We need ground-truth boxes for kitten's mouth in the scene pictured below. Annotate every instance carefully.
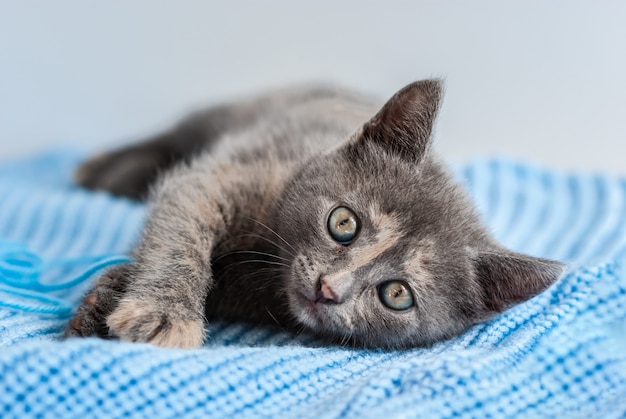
[296,291,325,321]
[299,292,319,311]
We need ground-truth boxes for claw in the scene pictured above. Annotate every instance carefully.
[85,293,97,306]
[70,315,82,331]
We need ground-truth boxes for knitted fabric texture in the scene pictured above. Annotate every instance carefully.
[0,151,624,418]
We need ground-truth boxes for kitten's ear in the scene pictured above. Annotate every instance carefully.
[357,79,443,162]
[474,250,565,313]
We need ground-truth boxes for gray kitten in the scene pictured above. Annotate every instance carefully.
[66,79,564,349]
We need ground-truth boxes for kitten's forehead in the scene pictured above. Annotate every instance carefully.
[367,203,400,231]
[350,203,402,268]
[404,240,435,272]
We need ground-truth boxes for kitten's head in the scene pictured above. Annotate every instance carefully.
[276,80,564,349]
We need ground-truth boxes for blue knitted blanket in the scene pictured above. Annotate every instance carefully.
[0,151,624,418]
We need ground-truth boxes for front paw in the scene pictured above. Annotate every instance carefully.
[66,292,110,338]
[65,267,129,338]
[107,298,205,349]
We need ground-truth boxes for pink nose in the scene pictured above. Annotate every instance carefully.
[315,273,353,304]
[320,279,337,301]
[318,279,338,302]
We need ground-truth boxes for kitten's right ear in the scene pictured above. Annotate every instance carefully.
[352,79,443,162]
[474,250,565,314]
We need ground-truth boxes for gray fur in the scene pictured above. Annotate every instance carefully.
[66,79,564,349]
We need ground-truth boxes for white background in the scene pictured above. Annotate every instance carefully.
[1,1,624,173]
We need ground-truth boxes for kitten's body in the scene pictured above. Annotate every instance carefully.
[68,80,563,349]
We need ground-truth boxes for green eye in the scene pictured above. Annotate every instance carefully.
[327,206,359,245]
[378,281,414,311]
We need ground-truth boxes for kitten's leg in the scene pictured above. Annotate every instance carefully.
[75,99,259,200]
[74,163,249,349]
[76,86,351,200]
[75,122,208,200]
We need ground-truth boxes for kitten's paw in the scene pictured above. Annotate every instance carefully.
[107,299,205,349]
[65,267,129,338]
[65,292,108,338]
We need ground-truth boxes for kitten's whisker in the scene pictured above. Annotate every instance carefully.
[220,260,290,271]
[265,307,284,330]
[220,269,285,285]
[237,250,290,262]
[212,250,290,264]
[253,279,280,292]
[242,216,297,254]
[238,231,296,257]
[294,325,307,339]
[211,229,293,257]
[345,337,357,364]
[235,268,281,287]
[239,231,294,257]
[216,260,284,282]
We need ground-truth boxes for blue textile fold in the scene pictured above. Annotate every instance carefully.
[0,151,624,418]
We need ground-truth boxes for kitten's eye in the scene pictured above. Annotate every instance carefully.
[327,206,359,245]
[378,281,414,311]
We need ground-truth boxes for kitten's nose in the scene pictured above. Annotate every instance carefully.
[318,279,338,302]
[315,272,353,304]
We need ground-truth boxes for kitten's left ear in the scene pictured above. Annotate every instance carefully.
[356,79,443,162]
[474,250,565,313]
